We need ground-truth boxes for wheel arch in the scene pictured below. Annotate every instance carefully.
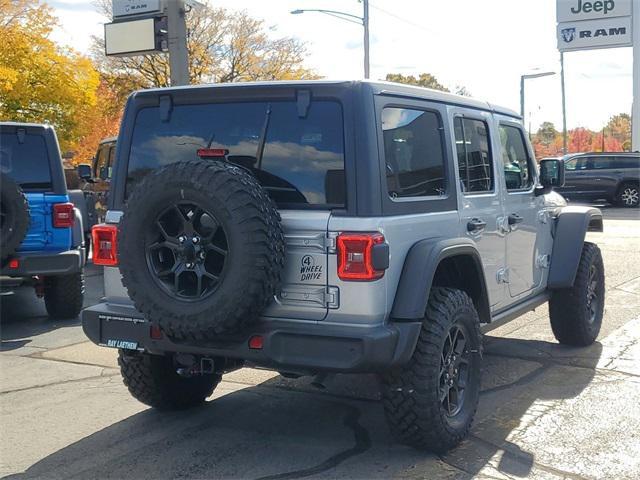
[548,206,603,289]
[391,238,491,325]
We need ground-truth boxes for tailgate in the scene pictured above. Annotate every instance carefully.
[262,210,335,321]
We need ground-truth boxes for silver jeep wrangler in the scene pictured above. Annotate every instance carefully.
[82,80,604,452]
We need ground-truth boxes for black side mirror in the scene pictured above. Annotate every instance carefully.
[539,159,565,189]
[77,163,92,181]
[99,166,110,181]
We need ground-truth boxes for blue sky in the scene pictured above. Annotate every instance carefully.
[48,0,633,131]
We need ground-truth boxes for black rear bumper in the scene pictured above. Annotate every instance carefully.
[81,302,422,373]
[0,248,84,277]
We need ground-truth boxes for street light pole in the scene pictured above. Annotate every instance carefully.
[560,53,568,154]
[291,2,370,79]
[363,0,370,79]
[520,70,556,135]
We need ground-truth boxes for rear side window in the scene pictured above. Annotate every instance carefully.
[611,156,639,169]
[499,125,533,191]
[382,107,446,198]
[127,101,345,207]
[592,157,613,169]
[454,117,494,193]
[0,132,52,190]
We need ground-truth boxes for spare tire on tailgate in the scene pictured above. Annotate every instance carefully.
[1,173,30,262]
[118,161,285,340]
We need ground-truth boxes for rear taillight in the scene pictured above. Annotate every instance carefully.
[337,232,387,281]
[92,224,118,266]
[52,203,74,228]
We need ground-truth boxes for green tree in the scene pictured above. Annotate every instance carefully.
[605,113,632,151]
[536,121,558,146]
[384,73,450,92]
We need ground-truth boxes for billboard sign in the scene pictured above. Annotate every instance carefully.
[557,16,632,51]
[112,0,162,18]
[105,18,160,56]
[557,0,632,22]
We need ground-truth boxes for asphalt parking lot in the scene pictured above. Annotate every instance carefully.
[1,207,639,480]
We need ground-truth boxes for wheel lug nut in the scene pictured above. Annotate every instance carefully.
[179,235,186,243]
[186,262,194,268]
[192,237,200,244]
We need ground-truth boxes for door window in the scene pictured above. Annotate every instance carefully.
[454,117,494,193]
[382,107,447,198]
[499,125,534,191]
[592,157,613,169]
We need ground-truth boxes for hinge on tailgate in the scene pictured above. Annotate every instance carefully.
[325,286,340,309]
[326,232,338,253]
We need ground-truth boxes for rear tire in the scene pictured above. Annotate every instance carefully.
[616,183,639,208]
[549,242,604,346]
[118,351,221,410]
[381,287,482,452]
[44,272,85,319]
[0,173,30,262]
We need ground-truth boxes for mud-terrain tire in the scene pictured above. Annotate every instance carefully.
[118,350,220,410]
[0,173,30,262]
[381,287,482,452]
[549,242,604,346]
[44,272,85,319]
[616,183,639,208]
[118,161,284,341]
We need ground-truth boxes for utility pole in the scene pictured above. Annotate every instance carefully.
[167,0,189,86]
[363,0,370,79]
[560,52,568,155]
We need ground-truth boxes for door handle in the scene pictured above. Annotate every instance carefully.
[508,213,524,225]
[467,218,487,233]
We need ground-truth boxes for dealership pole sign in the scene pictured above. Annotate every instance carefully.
[557,0,633,51]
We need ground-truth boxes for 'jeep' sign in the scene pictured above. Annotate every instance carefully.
[113,0,162,18]
[557,16,632,51]
[557,0,632,22]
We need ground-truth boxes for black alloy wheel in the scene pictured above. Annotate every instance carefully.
[439,323,471,417]
[146,202,228,301]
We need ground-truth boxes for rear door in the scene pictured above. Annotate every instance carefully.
[450,109,507,308]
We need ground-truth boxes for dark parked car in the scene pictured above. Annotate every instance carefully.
[551,152,640,207]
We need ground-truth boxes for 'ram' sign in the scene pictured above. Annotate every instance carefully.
[557,16,633,51]
[112,0,162,18]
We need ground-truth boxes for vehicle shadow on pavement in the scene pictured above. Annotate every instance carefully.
[5,336,602,479]
[0,287,79,351]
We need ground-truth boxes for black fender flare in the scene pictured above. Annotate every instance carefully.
[390,237,490,322]
[548,206,603,289]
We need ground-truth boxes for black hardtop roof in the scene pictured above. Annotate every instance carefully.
[562,151,640,160]
[0,121,55,132]
[99,136,117,145]
[131,79,521,120]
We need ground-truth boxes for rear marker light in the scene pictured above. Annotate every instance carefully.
[8,259,19,269]
[92,224,118,266]
[53,203,74,228]
[248,335,263,350]
[337,232,386,281]
[150,325,163,340]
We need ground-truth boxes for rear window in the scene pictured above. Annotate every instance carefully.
[0,132,52,190]
[126,100,345,207]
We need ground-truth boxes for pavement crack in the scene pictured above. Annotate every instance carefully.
[253,403,372,480]
[0,372,120,395]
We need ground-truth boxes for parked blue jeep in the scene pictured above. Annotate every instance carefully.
[0,122,86,319]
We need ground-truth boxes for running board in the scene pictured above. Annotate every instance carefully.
[482,292,550,334]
